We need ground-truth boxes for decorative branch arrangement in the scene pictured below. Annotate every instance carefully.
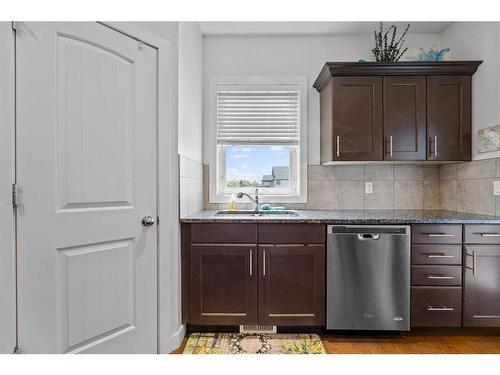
[372,22,410,62]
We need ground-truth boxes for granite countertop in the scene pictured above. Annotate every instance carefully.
[180,209,500,224]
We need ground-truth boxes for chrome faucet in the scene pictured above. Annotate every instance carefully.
[237,188,260,212]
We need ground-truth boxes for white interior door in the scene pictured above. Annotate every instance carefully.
[0,22,16,354]
[16,22,158,353]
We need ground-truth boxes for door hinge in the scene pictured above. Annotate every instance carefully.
[12,183,18,207]
[157,216,160,225]
[11,21,17,31]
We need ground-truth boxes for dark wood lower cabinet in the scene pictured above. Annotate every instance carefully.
[190,244,257,325]
[258,245,325,326]
[184,223,500,330]
[411,224,463,328]
[183,223,326,327]
[463,245,500,327]
[411,287,462,327]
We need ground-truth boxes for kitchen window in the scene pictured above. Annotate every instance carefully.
[208,77,307,203]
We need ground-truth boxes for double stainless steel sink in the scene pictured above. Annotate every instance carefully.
[214,210,300,218]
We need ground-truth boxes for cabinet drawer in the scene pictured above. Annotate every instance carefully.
[411,265,462,286]
[412,225,462,244]
[191,224,257,243]
[464,225,500,244]
[411,245,462,265]
[411,287,462,327]
[258,224,325,244]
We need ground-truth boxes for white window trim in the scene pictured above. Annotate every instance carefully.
[208,76,307,204]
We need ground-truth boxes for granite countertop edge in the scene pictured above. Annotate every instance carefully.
[179,209,500,225]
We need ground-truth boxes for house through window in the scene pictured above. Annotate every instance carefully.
[214,83,302,198]
[224,145,291,189]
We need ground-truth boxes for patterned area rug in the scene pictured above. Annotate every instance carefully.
[182,333,326,354]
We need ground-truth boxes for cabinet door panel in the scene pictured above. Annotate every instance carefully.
[464,245,500,327]
[464,224,500,245]
[412,224,463,245]
[191,223,257,244]
[259,224,325,244]
[383,76,426,160]
[332,76,383,161]
[258,245,325,326]
[191,244,257,325]
[411,245,462,265]
[427,75,471,161]
[411,265,462,286]
[411,286,462,327]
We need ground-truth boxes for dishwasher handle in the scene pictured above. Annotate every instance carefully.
[357,233,380,241]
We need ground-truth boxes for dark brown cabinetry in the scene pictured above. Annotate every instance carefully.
[383,76,426,160]
[411,287,462,327]
[314,62,481,163]
[182,221,500,330]
[258,244,325,326]
[182,223,325,327]
[463,225,500,327]
[190,244,257,325]
[331,76,383,161]
[410,224,463,327]
[427,75,471,161]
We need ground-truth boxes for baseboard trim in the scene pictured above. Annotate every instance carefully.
[165,325,186,354]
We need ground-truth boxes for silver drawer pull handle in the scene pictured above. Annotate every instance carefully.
[480,233,500,237]
[427,254,454,258]
[426,233,454,237]
[263,250,266,276]
[465,251,476,276]
[427,306,454,311]
[427,275,454,279]
[336,136,340,157]
[249,250,253,276]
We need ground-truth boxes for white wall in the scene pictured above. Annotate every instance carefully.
[440,22,500,160]
[203,33,441,165]
[178,23,203,162]
[178,24,204,216]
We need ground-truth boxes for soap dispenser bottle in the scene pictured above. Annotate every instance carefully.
[228,193,237,211]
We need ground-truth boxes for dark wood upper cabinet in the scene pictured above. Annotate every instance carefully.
[190,244,258,325]
[427,75,471,161]
[383,76,426,160]
[331,76,383,161]
[314,61,481,163]
[258,244,325,326]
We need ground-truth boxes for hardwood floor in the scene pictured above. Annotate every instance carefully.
[322,328,500,354]
[171,328,500,354]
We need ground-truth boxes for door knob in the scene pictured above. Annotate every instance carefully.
[142,216,155,227]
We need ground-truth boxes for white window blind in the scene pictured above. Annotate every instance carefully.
[216,89,300,145]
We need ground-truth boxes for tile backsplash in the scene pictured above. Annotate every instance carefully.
[440,159,498,216]
[199,159,500,216]
[306,165,440,210]
[179,155,203,217]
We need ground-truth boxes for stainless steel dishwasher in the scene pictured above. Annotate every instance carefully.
[327,225,410,331]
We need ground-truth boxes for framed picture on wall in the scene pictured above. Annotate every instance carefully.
[478,124,500,153]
